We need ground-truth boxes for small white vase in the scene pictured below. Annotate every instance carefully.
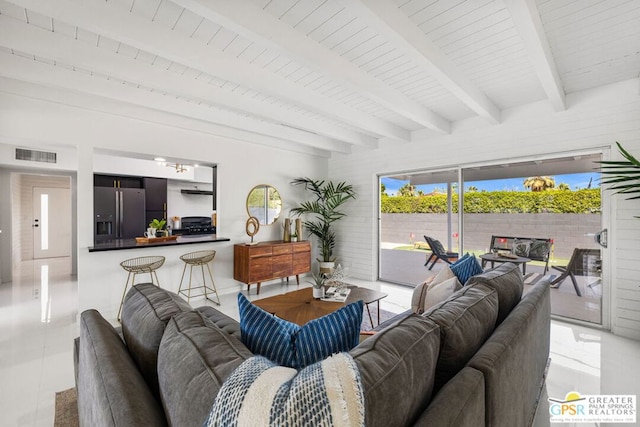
[312,287,324,299]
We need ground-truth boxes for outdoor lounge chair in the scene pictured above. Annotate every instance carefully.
[550,248,601,297]
[423,236,459,270]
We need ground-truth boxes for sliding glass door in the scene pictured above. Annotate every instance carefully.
[379,152,608,326]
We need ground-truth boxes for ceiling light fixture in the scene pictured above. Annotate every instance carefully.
[166,162,188,173]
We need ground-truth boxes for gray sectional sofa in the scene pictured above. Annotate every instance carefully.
[74,262,550,426]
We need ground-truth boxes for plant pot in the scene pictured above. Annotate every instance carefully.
[318,261,335,275]
[312,287,324,299]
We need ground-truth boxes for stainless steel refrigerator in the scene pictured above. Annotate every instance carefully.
[94,187,146,242]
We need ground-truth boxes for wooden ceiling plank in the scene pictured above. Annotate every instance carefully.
[6,0,406,141]
[0,15,367,151]
[0,58,334,157]
[0,50,343,156]
[171,0,449,133]
[350,0,501,124]
[502,0,566,111]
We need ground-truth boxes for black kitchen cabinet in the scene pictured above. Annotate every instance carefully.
[143,177,167,225]
[94,174,142,188]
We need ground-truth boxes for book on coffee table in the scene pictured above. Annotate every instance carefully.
[321,287,351,302]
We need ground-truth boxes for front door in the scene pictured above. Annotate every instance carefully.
[33,187,71,259]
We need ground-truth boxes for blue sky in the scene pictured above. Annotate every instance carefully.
[381,172,600,196]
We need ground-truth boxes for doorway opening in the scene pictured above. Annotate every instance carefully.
[10,173,73,264]
[379,152,607,326]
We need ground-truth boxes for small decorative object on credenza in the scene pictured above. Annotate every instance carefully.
[283,218,292,242]
[245,216,260,245]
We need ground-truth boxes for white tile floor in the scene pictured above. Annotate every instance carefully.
[1,257,639,426]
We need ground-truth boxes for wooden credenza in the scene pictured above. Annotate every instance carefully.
[234,240,311,294]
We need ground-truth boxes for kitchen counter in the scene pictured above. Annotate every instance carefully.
[88,234,230,252]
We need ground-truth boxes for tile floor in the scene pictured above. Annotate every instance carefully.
[1,257,638,426]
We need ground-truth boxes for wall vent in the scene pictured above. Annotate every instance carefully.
[15,148,57,163]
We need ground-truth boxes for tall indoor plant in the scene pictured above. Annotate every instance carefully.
[291,177,356,270]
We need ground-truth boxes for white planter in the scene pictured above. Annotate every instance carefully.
[318,261,335,275]
[312,287,324,299]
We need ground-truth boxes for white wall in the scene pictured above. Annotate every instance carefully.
[0,89,327,319]
[329,79,640,340]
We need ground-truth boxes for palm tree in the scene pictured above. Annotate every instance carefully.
[557,183,571,191]
[466,185,479,192]
[398,183,416,197]
[523,176,555,192]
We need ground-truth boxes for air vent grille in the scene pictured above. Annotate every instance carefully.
[15,148,57,163]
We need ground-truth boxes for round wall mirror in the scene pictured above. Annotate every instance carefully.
[246,185,282,225]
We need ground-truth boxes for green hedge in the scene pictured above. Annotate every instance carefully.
[381,189,600,214]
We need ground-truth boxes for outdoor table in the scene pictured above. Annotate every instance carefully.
[480,253,531,275]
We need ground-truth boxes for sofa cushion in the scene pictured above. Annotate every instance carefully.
[465,262,524,325]
[120,283,192,398]
[412,265,457,314]
[423,276,462,311]
[450,254,483,284]
[77,309,167,427]
[157,310,253,427]
[414,367,485,427]
[238,293,363,369]
[195,305,242,337]
[204,353,364,426]
[423,284,498,391]
[350,314,440,427]
[411,275,434,313]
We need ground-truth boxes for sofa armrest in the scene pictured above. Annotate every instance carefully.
[414,367,485,427]
[468,280,550,427]
[77,309,167,427]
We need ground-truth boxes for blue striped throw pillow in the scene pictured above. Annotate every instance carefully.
[450,254,483,285]
[295,300,363,369]
[238,293,298,367]
[237,293,363,369]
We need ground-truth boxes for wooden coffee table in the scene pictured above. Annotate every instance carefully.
[252,285,388,326]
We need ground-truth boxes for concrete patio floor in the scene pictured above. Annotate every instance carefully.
[379,248,602,324]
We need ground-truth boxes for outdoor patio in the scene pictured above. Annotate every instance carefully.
[379,247,601,324]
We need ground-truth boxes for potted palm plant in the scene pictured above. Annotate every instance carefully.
[291,177,356,273]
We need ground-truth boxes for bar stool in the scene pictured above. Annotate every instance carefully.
[118,256,165,321]
[178,250,220,305]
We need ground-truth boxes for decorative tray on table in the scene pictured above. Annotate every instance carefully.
[497,250,519,259]
[135,236,179,243]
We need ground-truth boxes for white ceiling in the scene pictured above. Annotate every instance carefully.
[1,0,638,157]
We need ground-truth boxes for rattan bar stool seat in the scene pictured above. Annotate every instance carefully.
[178,250,220,304]
[118,256,165,321]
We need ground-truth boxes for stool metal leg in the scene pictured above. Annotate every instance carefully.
[118,271,136,322]
[178,262,189,297]
[204,262,220,305]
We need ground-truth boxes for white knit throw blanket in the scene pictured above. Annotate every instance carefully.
[204,353,365,427]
